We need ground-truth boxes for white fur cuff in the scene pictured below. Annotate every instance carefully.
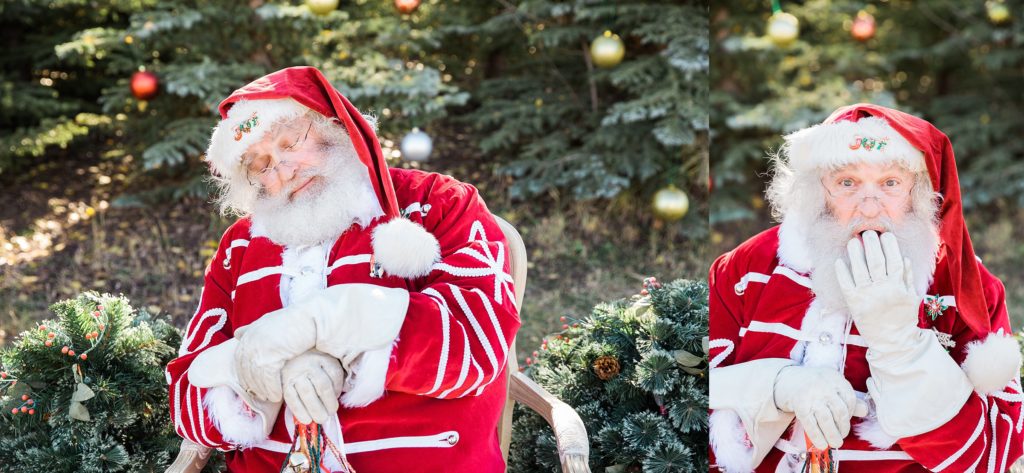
[962,331,1022,395]
[340,342,396,408]
[371,218,440,279]
[710,409,754,473]
[203,385,270,450]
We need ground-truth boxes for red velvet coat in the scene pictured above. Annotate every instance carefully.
[709,226,1023,472]
[166,168,520,472]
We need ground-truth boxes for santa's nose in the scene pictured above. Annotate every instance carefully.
[856,197,882,218]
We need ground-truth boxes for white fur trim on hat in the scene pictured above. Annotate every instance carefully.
[205,98,311,177]
[961,330,1022,395]
[783,116,925,174]
[371,218,441,279]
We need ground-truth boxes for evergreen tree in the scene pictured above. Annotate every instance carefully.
[711,0,1024,225]
[509,278,709,473]
[0,0,463,200]
[0,292,185,473]
[455,0,708,204]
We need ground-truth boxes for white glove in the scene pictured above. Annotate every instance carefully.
[834,231,919,353]
[282,350,346,425]
[773,365,868,450]
[235,283,409,403]
[835,230,973,437]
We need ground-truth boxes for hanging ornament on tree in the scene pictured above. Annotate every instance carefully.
[652,185,689,221]
[306,0,339,16]
[766,1,799,48]
[987,1,1011,24]
[589,31,625,68]
[851,10,876,42]
[130,71,159,101]
[400,128,433,162]
[394,0,421,14]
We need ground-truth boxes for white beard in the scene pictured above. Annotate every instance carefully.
[250,144,383,247]
[805,211,939,312]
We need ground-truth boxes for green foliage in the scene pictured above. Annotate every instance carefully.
[0,0,462,186]
[509,279,709,473]
[712,0,1024,224]
[0,293,183,473]
[456,0,708,202]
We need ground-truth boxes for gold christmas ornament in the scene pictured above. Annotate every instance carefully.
[652,185,689,221]
[305,0,339,16]
[987,1,1011,24]
[767,11,800,47]
[593,355,621,381]
[590,31,625,68]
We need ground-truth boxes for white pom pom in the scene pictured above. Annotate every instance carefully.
[371,218,440,279]
[962,331,1022,395]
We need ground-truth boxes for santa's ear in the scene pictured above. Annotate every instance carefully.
[961,331,1022,395]
[371,218,440,279]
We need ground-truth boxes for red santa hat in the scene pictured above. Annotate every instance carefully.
[204,66,440,279]
[798,104,1018,393]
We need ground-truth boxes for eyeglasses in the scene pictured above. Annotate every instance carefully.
[821,176,915,207]
[242,121,313,186]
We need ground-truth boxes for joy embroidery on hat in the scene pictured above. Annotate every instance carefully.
[848,134,889,151]
[233,112,259,141]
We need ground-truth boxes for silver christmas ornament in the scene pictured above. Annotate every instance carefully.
[401,128,433,162]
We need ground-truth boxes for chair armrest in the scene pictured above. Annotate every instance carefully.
[165,439,213,473]
[511,371,591,473]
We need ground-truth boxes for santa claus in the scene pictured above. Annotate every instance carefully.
[165,66,520,472]
[708,104,1023,472]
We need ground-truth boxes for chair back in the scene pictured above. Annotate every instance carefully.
[492,216,527,464]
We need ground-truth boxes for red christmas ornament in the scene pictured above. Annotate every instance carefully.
[130,71,160,100]
[394,0,420,14]
[851,11,876,42]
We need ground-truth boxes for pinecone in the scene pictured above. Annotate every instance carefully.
[592,355,621,381]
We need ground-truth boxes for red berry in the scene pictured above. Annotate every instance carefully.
[39,325,46,331]
[525,357,532,364]
[61,346,69,354]
[68,350,75,356]
[98,324,105,330]
[92,311,100,317]
[47,332,55,339]
[10,408,16,414]
[20,394,27,401]
[559,316,566,322]
[28,409,34,415]
[1,372,7,379]
[90,331,99,338]
[19,407,27,413]
[532,351,539,357]
[640,289,649,296]
[44,340,53,347]
[80,354,87,360]
[562,324,569,330]
[27,399,33,405]
[573,323,579,328]
[96,305,103,311]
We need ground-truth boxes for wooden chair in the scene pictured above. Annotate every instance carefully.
[167,216,592,473]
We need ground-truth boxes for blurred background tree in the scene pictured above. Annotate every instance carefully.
[0,0,707,360]
[711,0,1024,325]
